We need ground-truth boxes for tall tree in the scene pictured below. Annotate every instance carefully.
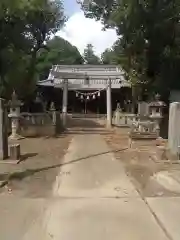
[0,0,66,99]
[25,0,66,86]
[37,36,84,80]
[83,43,100,64]
[82,0,180,101]
[101,48,115,64]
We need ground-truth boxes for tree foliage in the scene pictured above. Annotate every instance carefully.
[101,48,115,64]
[82,0,180,100]
[0,0,66,99]
[37,36,84,80]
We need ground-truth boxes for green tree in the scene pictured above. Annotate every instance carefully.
[37,36,84,80]
[101,48,115,64]
[82,0,180,101]
[0,0,28,97]
[0,0,66,99]
[25,0,66,86]
[83,43,100,64]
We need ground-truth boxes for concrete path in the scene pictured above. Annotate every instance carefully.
[0,195,48,240]
[1,132,180,239]
[24,133,171,240]
[53,134,138,198]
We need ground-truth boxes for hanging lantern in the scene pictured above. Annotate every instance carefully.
[98,91,100,97]
[87,95,90,100]
[76,92,79,97]
[81,95,83,99]
[93,95,96,99]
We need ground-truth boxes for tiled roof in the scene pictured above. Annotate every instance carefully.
[37,65,131,89]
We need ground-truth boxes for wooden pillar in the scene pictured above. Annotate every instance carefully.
[62,78,68,127]
[106,78,112,128]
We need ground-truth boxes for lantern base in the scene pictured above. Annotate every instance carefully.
[8,133,24,141]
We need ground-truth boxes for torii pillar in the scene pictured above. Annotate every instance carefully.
[62,78,68,127]
[106,78,112,128]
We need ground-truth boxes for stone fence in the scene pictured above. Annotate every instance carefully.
[113,112,137,127]
[8,111,63,137]
[112,111,161,139]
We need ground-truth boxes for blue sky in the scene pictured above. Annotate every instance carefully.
[64,0,80,16]
[57,0,117,55]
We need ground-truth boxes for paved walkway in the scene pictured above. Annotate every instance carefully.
[1,131,180,239]
[24,133,170,240]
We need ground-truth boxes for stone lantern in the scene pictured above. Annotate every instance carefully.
[49,101,56,125]
[113,102,123,125]
[149,94,166,136]
[8,91,24,140]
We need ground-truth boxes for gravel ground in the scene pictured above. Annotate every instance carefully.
[104,127,180,197]
[0,134,72,198]
[2,120,180,199]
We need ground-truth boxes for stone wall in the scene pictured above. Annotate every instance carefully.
[113,111,137,127]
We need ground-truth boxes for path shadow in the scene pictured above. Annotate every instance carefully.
[66,129,111,135]
[67,118,104,128]
[0,147,128,183]
[19,153,38,163]
[38,118,108,138]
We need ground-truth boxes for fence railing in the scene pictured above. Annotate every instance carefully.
[20,112,58,126]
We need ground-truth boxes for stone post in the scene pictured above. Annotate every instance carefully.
[114,103,123,126]
[106,78,112,128]
[168,102,180,156]
[50,102,56,125]
[0,98,8,159]
[62,78,68,127]
[138,102,149,117]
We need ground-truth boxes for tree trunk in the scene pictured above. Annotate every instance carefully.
[27,49,38,85]
[131,85,137,114]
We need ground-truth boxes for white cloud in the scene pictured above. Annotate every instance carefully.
[57,11,117,56]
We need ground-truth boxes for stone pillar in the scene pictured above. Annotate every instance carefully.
[138,102,149,117]
[62,78,68,127]
[50,102,56,125]
[168,102,180,156]
[0,99,8,159]
[106,78,112,128]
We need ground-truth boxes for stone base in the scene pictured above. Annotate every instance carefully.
[9,144,21,160]
[0,159,20,164]
[129,132,158,140]
[114,124,130,128]
[8,133,24,141]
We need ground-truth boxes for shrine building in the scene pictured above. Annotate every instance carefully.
[37,65,132,125]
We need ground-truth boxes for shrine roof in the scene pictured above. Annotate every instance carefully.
[37,78,131,89]
[37,64,131,89]
[52,64,118,68]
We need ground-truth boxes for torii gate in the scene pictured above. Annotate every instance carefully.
[38,65,131,128]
